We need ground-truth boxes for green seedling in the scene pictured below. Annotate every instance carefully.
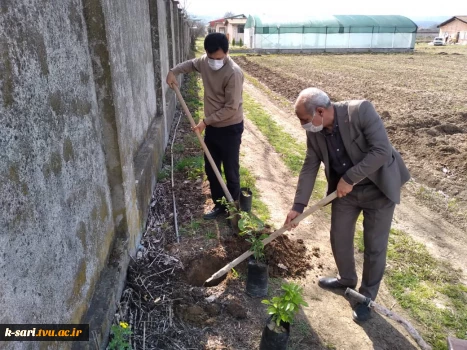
[237,211,264,237]
[262,282,308,330]
[246,233,269,262]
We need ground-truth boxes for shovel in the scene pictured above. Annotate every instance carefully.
[204,190,338,286]
[345,288,432,350]
[172,85,239,230]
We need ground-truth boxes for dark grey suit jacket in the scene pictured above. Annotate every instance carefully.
[294,100,410,206]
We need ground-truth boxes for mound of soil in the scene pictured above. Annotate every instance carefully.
[266,236,313,277]
[186,233,315,281]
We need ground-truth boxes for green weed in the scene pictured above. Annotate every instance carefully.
[157,169,169,181]
[204,231,216,239]
[173,143,185,153]
[108,322,132,350]
[175,156,204,180]
[180,218,203,236]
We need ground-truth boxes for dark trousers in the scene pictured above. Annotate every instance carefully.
[204,121,243,205]
[330,183,395,300]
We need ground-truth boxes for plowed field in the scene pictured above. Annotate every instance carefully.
[234,51,467,200]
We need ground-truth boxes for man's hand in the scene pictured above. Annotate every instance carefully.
[337,177,353,198]
[192,120,206,134]
[284,210,300,231]
[166,71,178,89]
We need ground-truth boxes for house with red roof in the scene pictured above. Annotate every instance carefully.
[437,16,467,44]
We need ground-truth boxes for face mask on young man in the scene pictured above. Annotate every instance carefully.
[302,113,324,132]
[208,58,225,71]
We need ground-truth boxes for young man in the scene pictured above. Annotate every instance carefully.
[166,33,244,219]
[285,87,410,322]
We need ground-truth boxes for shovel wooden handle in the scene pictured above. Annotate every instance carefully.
[173,85,234,203]
[204,191,338,284]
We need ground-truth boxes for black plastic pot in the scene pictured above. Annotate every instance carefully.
[259,316,290,350]
[239,187,252,212]
[245,257,268,297]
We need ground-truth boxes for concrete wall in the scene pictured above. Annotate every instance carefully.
[165,0,178,124]
[0,0,191,348]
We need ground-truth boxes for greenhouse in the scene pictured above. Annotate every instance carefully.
[244,15,418,51]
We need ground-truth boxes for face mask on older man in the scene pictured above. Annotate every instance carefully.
[302,113,324,132]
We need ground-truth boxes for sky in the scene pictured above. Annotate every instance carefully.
[181,0,467,21]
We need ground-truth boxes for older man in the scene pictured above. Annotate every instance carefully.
[285,88,410,322]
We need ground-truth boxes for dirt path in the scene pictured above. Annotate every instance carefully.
[240,84,422,349]
[393,187,467,284]
[244,80,303,139]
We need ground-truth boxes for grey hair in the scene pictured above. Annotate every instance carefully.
[295,88,331,116]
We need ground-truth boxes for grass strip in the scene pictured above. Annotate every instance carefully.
[243,93,304,174]
[242,92,327,202]
[239,166,270,222]
[355,229,467,349]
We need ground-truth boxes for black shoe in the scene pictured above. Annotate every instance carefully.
[353,302,372,322]
[318,277,356,290]
[203,206,226,220]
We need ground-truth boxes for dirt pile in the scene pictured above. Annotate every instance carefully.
[183,231,316,287]
[266,236,314,277]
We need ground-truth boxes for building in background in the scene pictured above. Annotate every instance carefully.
[208,17,225,34]
[208,14,247,44]
[437,16,467,44]
[224,14,247,44]
[244,15,418,52]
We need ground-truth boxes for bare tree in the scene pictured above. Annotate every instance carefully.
[224,11,235,18]
[180,0,191,12]
[177,0,208,49]
[183,13,207,49]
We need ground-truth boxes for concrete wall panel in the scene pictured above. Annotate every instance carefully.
[0,0,192,348]
[0,0,114,328]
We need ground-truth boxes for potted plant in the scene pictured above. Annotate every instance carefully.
[236,212,268,297]
[260,283,308,350]
[245,231,269,297]
[239,178,253,212]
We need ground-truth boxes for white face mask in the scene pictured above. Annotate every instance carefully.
[208,58,225,71]
[302,114,323,132]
